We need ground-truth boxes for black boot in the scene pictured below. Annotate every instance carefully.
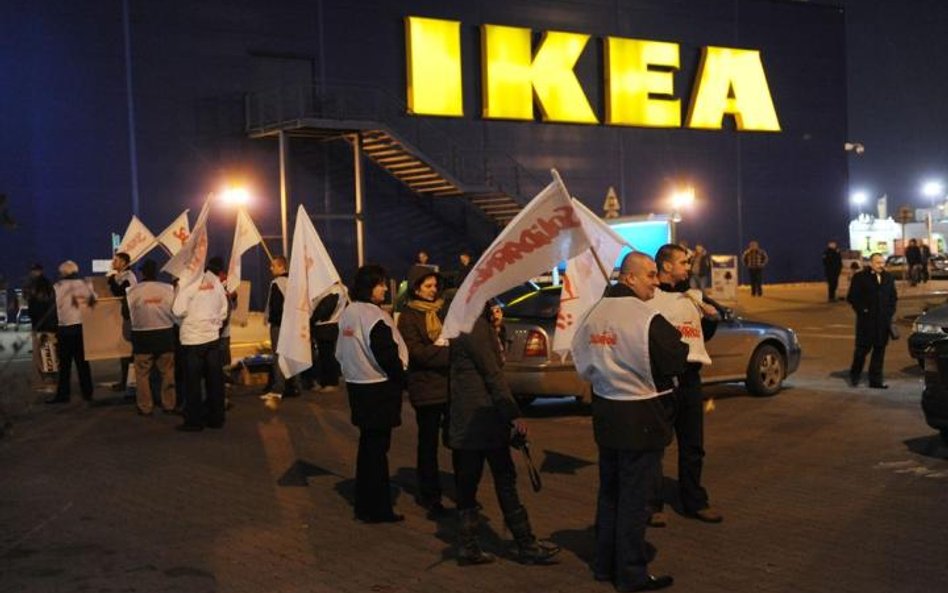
[457,509,495,566]
[504,506,560,565]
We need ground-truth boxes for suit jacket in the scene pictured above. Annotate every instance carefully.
[847,268,897,346]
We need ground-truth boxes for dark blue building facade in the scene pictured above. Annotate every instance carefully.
[0,0,848,302]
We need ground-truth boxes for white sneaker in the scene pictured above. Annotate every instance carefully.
[320,385,339,393]
[259,392,282,401]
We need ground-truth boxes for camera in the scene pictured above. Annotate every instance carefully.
[510,430,529,451]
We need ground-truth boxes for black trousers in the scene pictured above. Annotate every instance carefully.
[749,268,764,296]
[851,341,887,385]
[355,427,394,519]
[182,340,225,428]
[414,403,447,503]
[650,369,708,514]
[56,324,93,399]
[596,447,661,589]
[315,335,341,387]
[452,447,521,515]
[826,274,839,301]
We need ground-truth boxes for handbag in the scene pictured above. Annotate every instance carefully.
[889,322,900,340]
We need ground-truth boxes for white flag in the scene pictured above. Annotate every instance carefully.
[551,198,629,357]
[439,170,589,340]
[117,215,158,264]
[277,205,344,378]
[226,207,264,292]
[162,198,210,289]
[157,210,191,255]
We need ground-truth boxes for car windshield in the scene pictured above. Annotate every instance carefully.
[498,284,563,319]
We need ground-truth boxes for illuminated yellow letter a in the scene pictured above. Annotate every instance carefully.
[482,24,598,124]
[405,16,464,117]
[686,46,780,131]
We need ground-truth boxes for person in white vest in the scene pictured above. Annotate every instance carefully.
[647,243,723,528]
[335,264,408,523]
[171,259,229,432]
[264,255,298,398]
[127,259,176,416]
[571,252,688,593]
[108,251,138,393]
[48,260,98,404]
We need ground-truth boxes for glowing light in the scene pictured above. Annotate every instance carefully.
[850,191,868,205]
[921,180,945,198]
[670,186,696,210]
[221,187,251,206]
[686,46,781,131]
[405,16,463,117]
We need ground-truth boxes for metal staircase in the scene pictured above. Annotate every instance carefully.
[244,84,538,227]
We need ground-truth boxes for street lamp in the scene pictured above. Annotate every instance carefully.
[921,179,945,252]
[220,186,251,207]
[668,186,696,243]
[850,190,868,215]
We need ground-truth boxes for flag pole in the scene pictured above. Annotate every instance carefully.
[259,238,275,263]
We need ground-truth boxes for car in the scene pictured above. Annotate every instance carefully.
[885,253,948,282]
[497,283,802,405]
[909,302,948,364]
[919,338,948,445]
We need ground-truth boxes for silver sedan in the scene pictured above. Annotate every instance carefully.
[498,284,802,405]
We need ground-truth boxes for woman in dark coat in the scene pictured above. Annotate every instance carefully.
[335,265,408,523]
[448,304,560,566]
[397,267,450,513]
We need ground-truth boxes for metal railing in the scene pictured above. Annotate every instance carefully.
[245,82,545,204]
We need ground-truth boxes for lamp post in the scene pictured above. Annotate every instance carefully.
[669,186,695,243]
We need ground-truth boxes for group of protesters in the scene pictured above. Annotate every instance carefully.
[22,236,730,591]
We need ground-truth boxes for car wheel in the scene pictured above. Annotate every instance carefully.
[746,344,785,396]
[515,395,536,407]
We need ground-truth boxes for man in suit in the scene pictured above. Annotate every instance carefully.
[847,253,898,388]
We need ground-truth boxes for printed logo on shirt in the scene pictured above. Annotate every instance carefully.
[589,330,618,346]
[342,326,356,337]
[677,322,702,339]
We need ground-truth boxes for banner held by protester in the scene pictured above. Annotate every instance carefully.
[117,215,158,264]
[439,169,589,341]
[156,210,191,256]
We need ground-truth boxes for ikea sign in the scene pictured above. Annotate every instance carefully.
[405,16,780,132]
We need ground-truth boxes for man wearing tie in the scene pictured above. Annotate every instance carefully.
[847,253,898,388]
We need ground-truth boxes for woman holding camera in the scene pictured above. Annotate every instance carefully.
[448,303,560,566]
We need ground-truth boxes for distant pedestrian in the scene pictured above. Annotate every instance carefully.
[127,259,176,416]
[921,243,932,283]
[397,267,450,514]
[336,265,408,523]
[690,244,712,291]
[172,260,229,431]
[741,240,768,297]
[48,260,97,404]
[108,251,138,393]
[24,263,58,392]
[822,240,843,301]
[905,239,922,285]
[455,250,474,288]
[449,303,560,566]
[847,253,897,389]
[265,255,298,399]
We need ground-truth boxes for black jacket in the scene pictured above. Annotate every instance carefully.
[822,248,842,277]
[447,316,521,450]
[25,274,58,332]
[267,274,288,325]
[397,302,449,408]
[847,268,898,346]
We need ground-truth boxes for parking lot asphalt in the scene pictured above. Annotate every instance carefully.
[1,282,947,593]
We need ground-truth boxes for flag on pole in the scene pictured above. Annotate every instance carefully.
[226,207,264,293]
[277,205,344,378]
[157,210,191,255]
[439,170,589,340]
[162,198,210,289]
[117,215,158,264]
[551,198,629,357]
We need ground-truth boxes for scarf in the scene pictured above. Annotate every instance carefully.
[406,298,444,341]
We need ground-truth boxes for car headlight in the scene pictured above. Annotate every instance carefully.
[913,322,945,335]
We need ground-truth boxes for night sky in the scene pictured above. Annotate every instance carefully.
[843,0,948,209]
